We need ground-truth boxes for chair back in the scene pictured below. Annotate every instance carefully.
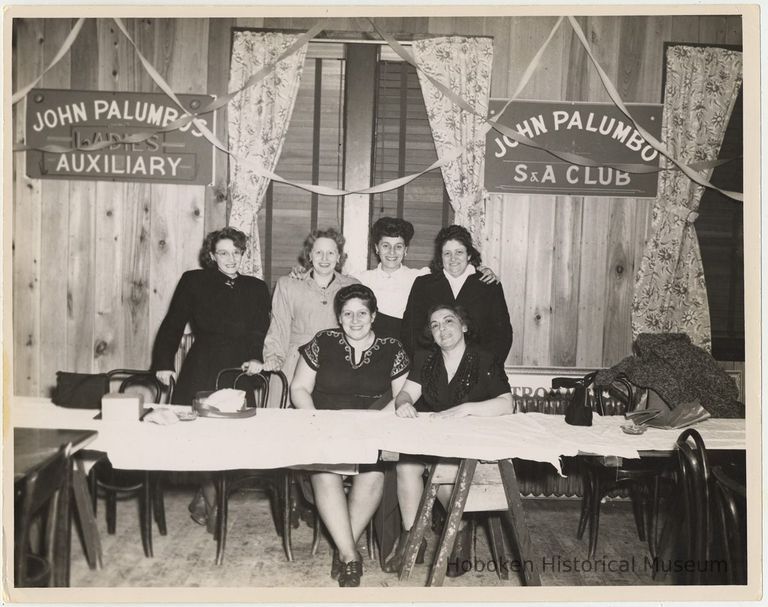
[712,465,747,584]
[675,428,711,584]
[15,443,71,587]
[215,368,289,409]
[106,369,175,404]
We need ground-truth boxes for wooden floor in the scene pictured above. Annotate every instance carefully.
[68,486,670,588]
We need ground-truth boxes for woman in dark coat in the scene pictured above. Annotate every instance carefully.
[400,224,513,361]
[151,226,271,527]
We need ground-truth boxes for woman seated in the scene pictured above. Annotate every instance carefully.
[385,304,514,574]
[290,284,410,587]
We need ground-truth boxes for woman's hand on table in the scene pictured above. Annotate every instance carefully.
[395,402,418,418]
[241,359,264,375]
[155,370,177,386]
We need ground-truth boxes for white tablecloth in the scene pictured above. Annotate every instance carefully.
[11,397,745,473]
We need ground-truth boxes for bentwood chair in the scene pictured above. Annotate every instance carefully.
[212,368,290,565]
[674,428,712,585]
[560,373,674,559]
[711,464,747,584]
[15,443,71,587]
[88,369,173,558]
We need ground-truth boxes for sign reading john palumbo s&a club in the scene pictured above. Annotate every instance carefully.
[485,100,663,198]
[26,89,215,185]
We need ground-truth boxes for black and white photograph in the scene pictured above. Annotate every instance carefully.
[3,3,761,603]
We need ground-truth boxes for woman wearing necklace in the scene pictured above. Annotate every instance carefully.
[260,228,358,388]
[290,284,410,587]
[151,227,271,528]
[384,304,514,575]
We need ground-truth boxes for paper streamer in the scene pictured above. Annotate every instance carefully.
[11,18,86,105]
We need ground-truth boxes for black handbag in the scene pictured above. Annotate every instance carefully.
[52,371,109,409]
[552,371,599,427]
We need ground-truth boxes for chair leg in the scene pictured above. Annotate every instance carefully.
[139,472,153,558]
[629,484,647,542]
[152,474,167,536]
[88,468,98,516]
[215,473,228,566]
[487,515,511,581]
[105,488,117,535]
[310,510,321,556]
[281,473,294,562]
[587,472,602,559]
[367,520,376,562]
[577,467,593,540]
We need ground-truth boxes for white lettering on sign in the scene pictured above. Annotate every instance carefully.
[54,153,184,177]
[31,102,88,131]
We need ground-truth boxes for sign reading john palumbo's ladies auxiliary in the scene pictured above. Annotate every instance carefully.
[26,89,215,185]
[485,99,663,197]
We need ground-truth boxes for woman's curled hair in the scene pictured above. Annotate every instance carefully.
[420,303,476,347]
[334,284,378,319]
[371,217,415,247]
[199,227,247,268]
[429,224,482,273]
[298,227,347,272]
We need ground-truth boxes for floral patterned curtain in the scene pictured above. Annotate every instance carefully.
[632,46,742,351]
[228,32,308,277]
[412,37,493,243]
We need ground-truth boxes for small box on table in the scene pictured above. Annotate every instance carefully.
[101,392,144,422]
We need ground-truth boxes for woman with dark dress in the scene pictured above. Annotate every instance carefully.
[400,224,512,361]
[383,304,514,575]
[151,227,271,528]
[290,284,410,587]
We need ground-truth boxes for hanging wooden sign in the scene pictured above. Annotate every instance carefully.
[484,99,663,197]
[25,88,215,185]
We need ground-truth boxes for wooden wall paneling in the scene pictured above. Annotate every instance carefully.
[562,16,589,101]
[425,17,457,36]
[698,15,728,45]
[234,18,264,28]
[550,196,583,366]
[483,16,510,97]
[92,19,131,372]
[601,198,635,365]
[504,17,563,102]
[148,184,180,352]
[13,18,45,395]
[66,17,99,375]
[118,19,154,368]
[400,17,429,34]
[724,16,742,45]
[205,18,235,234]
[500,195,529,366]
[166,19,208,277]
[638,16,673,104]
[521,197,556,366]
[575,197,610,367]
[670,15,701,44]
[38,19,72,395]
[122,183,152,368]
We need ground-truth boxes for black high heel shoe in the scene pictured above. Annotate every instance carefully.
[382,530,427,573]
[330,549,343,580]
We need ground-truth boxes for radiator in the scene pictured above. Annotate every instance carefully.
[513,391,628,498]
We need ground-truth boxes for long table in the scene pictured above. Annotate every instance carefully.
[10,397,746,586]
[10,397,746,472]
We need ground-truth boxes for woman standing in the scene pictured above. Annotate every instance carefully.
[290,284,410,586]
[261,228,358,385]
[356,217,498,339]
[400,224,513,361]
[385,304,514,575]
[151,227,271,527]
